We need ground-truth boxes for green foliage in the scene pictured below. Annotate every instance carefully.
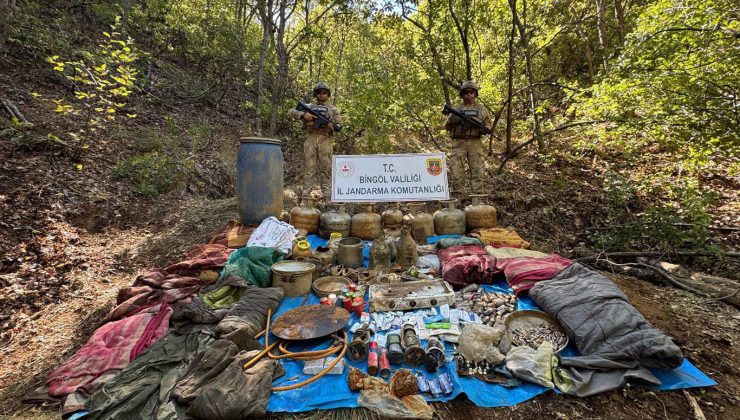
[46,16,139,131]
[113,151,189,196]
[576,0,739,172]
[591,173,715,251]
[8,0,734,253]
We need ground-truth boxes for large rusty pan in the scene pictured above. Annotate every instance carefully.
[271,305,350,341]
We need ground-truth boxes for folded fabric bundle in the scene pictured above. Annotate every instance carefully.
[207,219,255,249]
[219,246,285,287]
[530,263,684,368]
[530,263,684,396]
[172,333,265,404]
[216,285,285,336]
[106,270,202,322]
[484,246,547,259]
[495,254,573,294]
[164,243,234,276]
[171,277,283,338]
[247,216,298,255]
[84,331,215,419]
[438,245,499,288]
[186,349,281,419]
[471,227,531,248]
[47,302,172,399]
[435,237,483,249]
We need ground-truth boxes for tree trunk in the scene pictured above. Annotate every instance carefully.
[614,0,626,44]
[509,0,543,150]
[332,23,347,104]
[0,0,16,53]
[430,40,452,104]
[269,0,295,135]
[595,0,609,71]
[401,0,452,104]
[575,26,595,83]
[448,0,472,81]
[505,8,516,154]
[304,0,313,82]
[254,0,274,134]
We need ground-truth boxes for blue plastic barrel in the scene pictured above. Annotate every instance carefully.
[236,137,284,225]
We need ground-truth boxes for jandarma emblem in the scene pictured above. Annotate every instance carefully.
[426,158,443,176]
[337,161,355,178]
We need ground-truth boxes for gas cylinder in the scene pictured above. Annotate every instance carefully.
[404,203,435,244]
[319,203,351,238]
[433,199,465,235]
[465,194,497,231]
[381,204,404,230]
[290,197,321,234]
[351,204,382,240]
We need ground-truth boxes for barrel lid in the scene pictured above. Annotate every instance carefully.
[239,136,282,146]
[272,260,315,274]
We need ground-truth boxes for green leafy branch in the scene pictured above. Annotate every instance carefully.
[45,16,139,131]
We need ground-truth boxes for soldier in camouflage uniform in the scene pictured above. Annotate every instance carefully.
[288,82,343,200]
[444,80,492,196]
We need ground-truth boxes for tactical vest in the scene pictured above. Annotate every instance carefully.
[308,104,331,130]
[452,106,484,139]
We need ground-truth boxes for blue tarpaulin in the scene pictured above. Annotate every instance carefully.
[265,235,716,412]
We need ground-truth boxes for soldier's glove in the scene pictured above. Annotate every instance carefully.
[303,113,314,122]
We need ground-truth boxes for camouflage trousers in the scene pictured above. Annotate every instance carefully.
[303,132,333,199]
[448,138,485,195]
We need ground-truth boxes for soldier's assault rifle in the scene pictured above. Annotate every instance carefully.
[296,102,343,132]
[442,104,492,135]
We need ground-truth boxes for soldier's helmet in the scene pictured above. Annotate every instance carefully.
[459,80,479,97]
[313,82,331,97]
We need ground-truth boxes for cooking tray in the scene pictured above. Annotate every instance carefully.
[312,275,351,297]
[271,305,350,341]
[504,310,569,354]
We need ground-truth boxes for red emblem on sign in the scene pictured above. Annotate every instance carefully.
[426,158,443,176]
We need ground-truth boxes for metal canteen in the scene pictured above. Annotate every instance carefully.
[396,224,418,269]
[368,230,391,274]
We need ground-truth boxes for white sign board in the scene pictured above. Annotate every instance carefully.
[331,153,449,202]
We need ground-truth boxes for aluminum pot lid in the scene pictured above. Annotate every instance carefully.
[272,260,315,274]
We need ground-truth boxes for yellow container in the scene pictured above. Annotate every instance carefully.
[292,239,312,259]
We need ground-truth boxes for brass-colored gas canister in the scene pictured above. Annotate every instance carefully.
[433,199,465,235]
[351,204,382,240]
[381,204,404,230]
[290,197,321,234]
[404,203,435,244]
[319,203,351,238]
[465,194,497,231]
